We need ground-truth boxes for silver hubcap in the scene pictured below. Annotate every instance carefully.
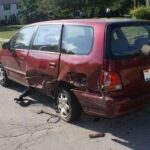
[0,68,4,81]
[57,92,70,119]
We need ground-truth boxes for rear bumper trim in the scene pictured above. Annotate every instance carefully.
[72,89,150,118]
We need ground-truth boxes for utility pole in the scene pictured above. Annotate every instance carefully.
[85,0,88,5]
[145,0,150,7]
[134,0,136,9]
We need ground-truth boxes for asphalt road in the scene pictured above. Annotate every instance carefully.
[0,82,150,150]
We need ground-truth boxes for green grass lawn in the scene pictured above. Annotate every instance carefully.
[0,25,23,48]
[0,41,3,49]
[0,25,23,39]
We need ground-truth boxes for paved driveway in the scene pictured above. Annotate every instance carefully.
[0,82,150,150]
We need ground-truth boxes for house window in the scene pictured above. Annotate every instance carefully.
[16,3,20,9]
[5,16,7,21]
[4,4,10,10]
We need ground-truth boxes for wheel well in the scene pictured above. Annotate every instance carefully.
[52,81,75,97]
[53,81,82,109]
[56,81,74,90]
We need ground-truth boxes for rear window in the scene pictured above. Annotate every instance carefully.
[62,25,93,55]
[110,25,150,57]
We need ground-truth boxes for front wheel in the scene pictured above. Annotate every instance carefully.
[0,65,9,86]
[56,88,81,122]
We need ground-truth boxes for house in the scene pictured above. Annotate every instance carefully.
[0,0,20,23]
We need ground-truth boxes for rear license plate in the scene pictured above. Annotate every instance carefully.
[143,69,150,81]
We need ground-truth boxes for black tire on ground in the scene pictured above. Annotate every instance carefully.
[56,87,82,122]
[0,65,9,86]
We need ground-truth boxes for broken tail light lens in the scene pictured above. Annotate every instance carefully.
[100,71,123,92]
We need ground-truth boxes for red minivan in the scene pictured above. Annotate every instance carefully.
[1,19,150,122]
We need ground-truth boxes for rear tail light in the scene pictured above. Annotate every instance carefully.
[100,71,122,92]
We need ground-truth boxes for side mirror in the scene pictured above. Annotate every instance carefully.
[2,42,10,50]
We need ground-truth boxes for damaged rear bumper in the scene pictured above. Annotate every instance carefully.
[72,89,150,118]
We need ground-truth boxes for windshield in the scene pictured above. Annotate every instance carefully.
[110,25,150,57]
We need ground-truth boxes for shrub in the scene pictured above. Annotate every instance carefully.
[130,6,150,20]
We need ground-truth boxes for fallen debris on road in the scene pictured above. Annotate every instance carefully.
[37,108,60,123]
[89,132,105,138]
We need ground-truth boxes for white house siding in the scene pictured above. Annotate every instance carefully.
[11,3,19,16]
[0,0,19,22]
[0,5,4,20]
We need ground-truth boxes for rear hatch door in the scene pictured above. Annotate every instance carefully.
[106,21,150,96]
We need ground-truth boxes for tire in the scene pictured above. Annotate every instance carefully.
[0,65,9,86]
[56,87,81,122]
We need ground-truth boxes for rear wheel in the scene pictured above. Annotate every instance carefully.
[56,87,81,122]
[0,65,9,86]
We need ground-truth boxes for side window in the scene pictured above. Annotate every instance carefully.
[10,26,36,50]
[31,24,62,52]
[62,26,93,55]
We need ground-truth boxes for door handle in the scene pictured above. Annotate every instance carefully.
[48,62,57,68]
[19,56,25,60]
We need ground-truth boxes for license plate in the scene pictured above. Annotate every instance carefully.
[143,69,150,81]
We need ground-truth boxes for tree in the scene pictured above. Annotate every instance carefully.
[19,0,39,23]
[19,0,142,23]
